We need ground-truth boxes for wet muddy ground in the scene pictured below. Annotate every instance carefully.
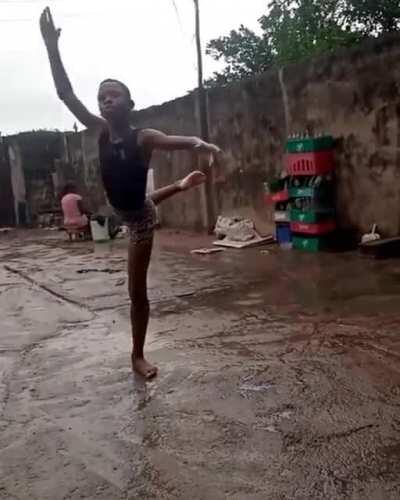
[1,229,400,499]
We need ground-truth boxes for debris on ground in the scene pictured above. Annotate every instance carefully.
[215,216,256,242]
[360,236,400,259]
[0,227,13,234]
[214,235,273,249]
[239,374,274,398]
[361,224,381,244]
[191,248,224,255]
[77,268,121,274]
[239,382,273,394]
[214,215,273,249]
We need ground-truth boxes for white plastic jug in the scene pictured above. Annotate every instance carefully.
[90,218,110,242]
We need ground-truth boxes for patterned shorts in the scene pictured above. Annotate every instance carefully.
[117,199,157,244]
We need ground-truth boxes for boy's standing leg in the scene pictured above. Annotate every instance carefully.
[128,170,206,379]
[128,237,156,379]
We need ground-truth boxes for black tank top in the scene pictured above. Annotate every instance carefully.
[99,128,151,212]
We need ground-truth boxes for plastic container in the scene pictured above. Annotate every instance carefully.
[271,190,289,203]
[290,208,334,224]
[286,150,334,176]
[293,235,328,252]
[266,179,286,193]
[264,190,289,205]
[274,210,290,223]
[291,220,336,235]
[276,223,292,245]
[90,218,110,242]
[289,185,334,200]
[286,136,334,154]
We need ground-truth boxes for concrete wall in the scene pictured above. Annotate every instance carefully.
[0,141,15,227]
[132,96,207,231]
[5,132,65,225]
[3,34,400,234]
[133,33,400,237]
[64,129,106,212]
[8,141,27,225]
[283,35,400,237]
[0,130,106,227]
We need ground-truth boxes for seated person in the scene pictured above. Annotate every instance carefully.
[60,183,90,232]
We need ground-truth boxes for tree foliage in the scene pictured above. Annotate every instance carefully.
[344,0,400,34]
[206,0,400,86]
[206,26,274,86]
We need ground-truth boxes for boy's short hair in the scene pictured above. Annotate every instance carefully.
[100,79,132,101]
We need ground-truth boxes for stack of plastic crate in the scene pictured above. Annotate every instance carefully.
[264,179,292,247]
[286,135,336,252]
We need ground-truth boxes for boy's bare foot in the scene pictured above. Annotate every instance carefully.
[178,171,206,191]
[132,355,158,379]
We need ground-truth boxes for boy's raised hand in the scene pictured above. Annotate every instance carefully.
[40,7,61,48]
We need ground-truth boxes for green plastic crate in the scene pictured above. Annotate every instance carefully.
[286,136,334,153]
[265,179,285,193]
[289,185,333,199]
[293,235,327,252]
[290,209,334,224]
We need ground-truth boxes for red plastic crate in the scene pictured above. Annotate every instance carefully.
[264,190,289,205]
[285,150,334,176]
[272,190,289,203]
[291,220,336,235]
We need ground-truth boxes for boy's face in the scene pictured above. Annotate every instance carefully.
[98,81,132,121]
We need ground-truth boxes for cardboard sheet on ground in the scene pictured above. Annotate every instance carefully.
[213,235,274,249]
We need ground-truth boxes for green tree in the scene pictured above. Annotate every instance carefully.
[260,0,359,65]
[206,25,273,86]
[345,0,400,34]
[206,0,400,86]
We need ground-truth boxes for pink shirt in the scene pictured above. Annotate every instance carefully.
[61,193,88,228]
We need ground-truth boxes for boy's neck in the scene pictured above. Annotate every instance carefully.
[107,119,132,142]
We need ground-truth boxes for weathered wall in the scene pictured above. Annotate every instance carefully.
[79,129,107,210]
[0,141,15,227]
[3,34,400,234]
[5,132,64,224]
[283,34,400,237]
[1,130,106,227]
[132,97,207,230]
[133,33,400,237]
[64,129,106,212]
[8,141,27,225]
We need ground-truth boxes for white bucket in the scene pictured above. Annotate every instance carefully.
[90,218,110,242]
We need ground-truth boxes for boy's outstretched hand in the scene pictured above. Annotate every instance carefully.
[178,171,206,191]
[40,7,61,49]
[193,140,221,156]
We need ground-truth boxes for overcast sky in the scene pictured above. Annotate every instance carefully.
[0,0,266,134]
